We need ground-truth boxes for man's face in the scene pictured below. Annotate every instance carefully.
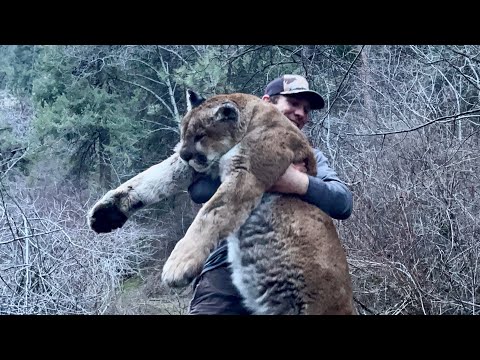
[272,95,312,130]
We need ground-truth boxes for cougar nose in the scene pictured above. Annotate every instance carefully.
[180,149,193,162]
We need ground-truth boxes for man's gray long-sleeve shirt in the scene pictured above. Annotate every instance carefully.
[301,148,352,220]
[188,148,353,276]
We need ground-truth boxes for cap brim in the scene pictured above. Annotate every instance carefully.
[280,90,325,110]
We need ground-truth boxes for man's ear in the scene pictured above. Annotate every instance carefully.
[186,89,206,111]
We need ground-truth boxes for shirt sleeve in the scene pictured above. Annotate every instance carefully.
[188,174,221,204]
[299,148,353,220]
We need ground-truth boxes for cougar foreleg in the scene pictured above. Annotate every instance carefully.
[161,169,266,287]
[88,151,194,233]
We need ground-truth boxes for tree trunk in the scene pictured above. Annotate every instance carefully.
[98,128,112,188]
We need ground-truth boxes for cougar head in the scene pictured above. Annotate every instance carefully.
[178,90,242,174]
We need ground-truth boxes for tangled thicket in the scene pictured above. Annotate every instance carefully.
[0,45,478,314]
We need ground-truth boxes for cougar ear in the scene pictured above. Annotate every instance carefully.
[214,102,238,122]
[186,89,206,111]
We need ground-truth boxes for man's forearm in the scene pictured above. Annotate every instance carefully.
[188,157,354,221]
[301,176,353,220]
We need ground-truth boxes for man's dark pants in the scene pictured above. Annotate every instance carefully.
[188,265,252,315]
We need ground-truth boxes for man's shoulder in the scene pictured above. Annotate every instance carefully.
[310,147,342,180]
[312,148,329,163]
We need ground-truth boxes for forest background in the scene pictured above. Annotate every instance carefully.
[0,45,478,314]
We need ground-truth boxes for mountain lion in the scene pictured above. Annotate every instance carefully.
[88,90,355,315]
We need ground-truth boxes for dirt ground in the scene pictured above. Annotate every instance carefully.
[107,273,193,315]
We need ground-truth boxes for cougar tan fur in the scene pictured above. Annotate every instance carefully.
[88,91,355,315]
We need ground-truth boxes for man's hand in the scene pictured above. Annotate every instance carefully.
[268,162,309,195]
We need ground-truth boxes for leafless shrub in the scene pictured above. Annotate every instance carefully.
[0,178,164,314]
[309,45,480,314]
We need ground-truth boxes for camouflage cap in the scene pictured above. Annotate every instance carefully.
[264,74,325,110]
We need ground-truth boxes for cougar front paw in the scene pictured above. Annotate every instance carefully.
[161,239,207,288]
[88,203,128,233]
